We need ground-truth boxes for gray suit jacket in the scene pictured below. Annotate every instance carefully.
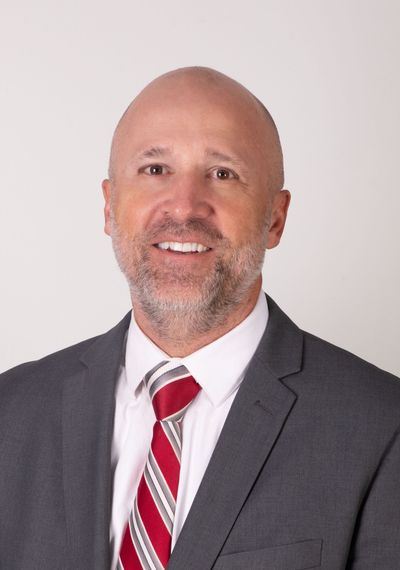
[1,296,400,569]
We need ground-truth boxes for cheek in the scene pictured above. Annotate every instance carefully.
[111,192,153,236]
[218,201,268,245]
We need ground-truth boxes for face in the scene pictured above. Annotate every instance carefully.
[103,76,289,334]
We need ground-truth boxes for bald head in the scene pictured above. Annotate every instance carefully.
[108,66,284,193]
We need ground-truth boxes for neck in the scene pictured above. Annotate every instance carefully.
[131,279,262,357]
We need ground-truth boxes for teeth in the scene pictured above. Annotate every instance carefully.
[156,241,210,253]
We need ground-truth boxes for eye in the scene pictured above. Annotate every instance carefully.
[211,167,238,180]
[142,164,166,175]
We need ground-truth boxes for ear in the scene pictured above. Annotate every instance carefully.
[102,179,112,236]
[266,189,291,249]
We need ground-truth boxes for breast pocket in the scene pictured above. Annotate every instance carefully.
[213,538,322,570]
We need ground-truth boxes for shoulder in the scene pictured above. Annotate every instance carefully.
[0,312,131,462]
[0,311,131,404]
[0,335,102,414]
[1,334,99,381]
[302,330,400,396]
[293,330,400,438]
[264,295,400,432]
[266,294,400,399]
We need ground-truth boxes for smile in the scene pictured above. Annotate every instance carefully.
[155,241,211,253]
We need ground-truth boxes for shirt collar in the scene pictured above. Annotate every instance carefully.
[125,290,269,407]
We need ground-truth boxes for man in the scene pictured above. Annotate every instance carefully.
[0,67,399,569]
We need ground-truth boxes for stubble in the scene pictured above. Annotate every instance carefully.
[109,213,268,342]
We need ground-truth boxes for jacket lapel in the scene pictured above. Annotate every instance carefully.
[168,296,303,570]
[62,312,131,570]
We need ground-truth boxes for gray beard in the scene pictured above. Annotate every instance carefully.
[110,216,268,341]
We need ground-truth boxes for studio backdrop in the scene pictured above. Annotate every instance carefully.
[1,0,399,376]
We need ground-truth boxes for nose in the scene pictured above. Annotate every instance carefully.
[162,173,213,221]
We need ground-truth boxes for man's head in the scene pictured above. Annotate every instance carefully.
[102,67,290,352]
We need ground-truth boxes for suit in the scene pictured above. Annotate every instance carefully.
[1,295,400,569]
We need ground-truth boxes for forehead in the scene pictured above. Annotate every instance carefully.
[113,79,269,162]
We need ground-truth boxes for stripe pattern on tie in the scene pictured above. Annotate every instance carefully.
[118,360,201,570]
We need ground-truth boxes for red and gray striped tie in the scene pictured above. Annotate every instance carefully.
[118,360,201,570]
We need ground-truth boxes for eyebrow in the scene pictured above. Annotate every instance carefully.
[136,146,173,160]
[205,148,247,169]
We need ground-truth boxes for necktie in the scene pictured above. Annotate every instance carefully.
[118,361,201,570]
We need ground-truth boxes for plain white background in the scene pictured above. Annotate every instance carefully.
[1,0,399,376]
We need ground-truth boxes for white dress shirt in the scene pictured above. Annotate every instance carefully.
[109,290,269,569]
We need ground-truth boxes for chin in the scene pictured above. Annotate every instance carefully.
[147,291,207,311]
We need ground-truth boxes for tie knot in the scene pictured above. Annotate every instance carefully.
[144,360,201,421]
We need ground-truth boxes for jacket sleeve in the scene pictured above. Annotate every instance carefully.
[347,425,400,568]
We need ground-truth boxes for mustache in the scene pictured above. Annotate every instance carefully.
[145,218,225,243]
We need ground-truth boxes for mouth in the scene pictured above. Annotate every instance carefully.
[153,241,212,254]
